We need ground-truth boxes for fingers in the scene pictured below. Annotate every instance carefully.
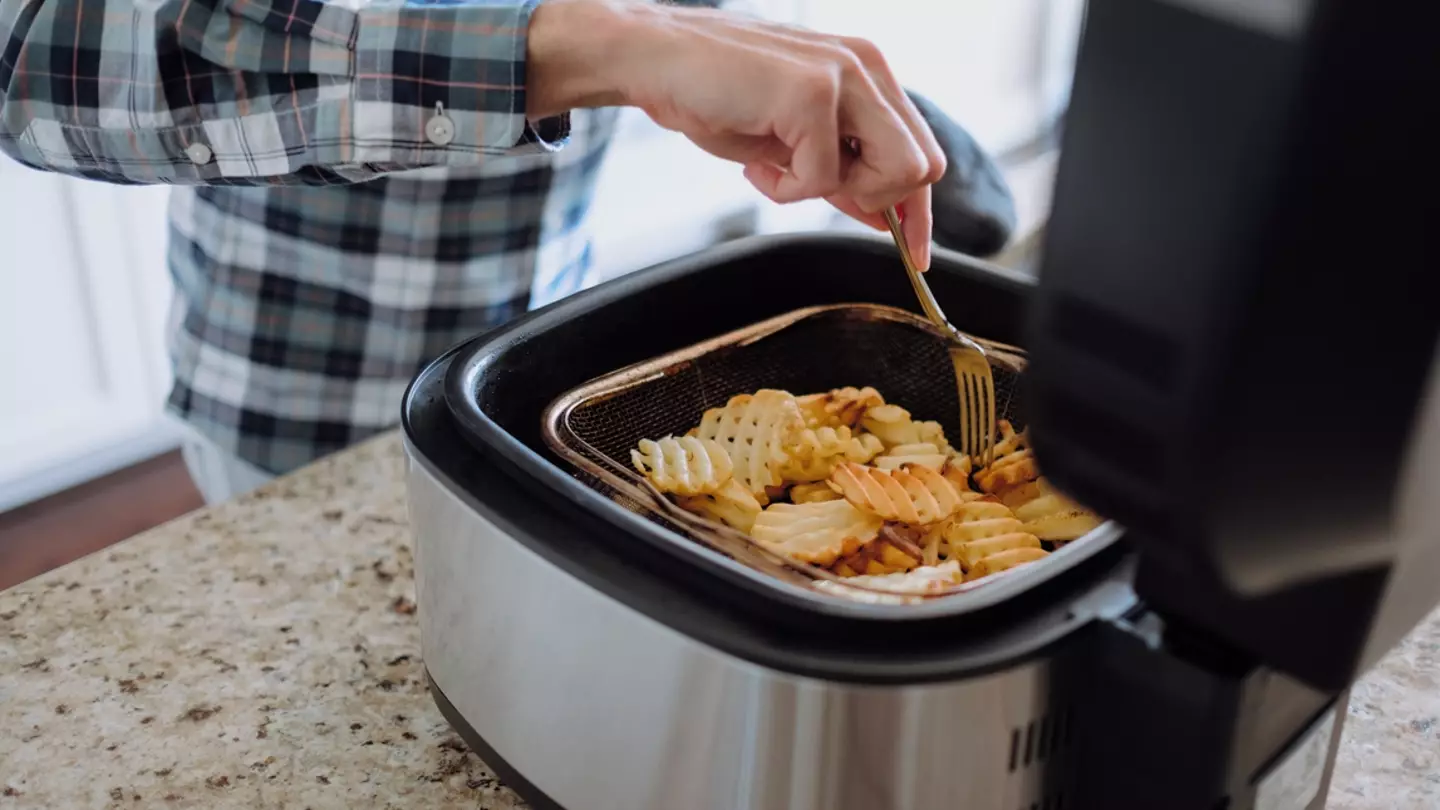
[823,193,889,231]
[898,185,934,271]
[769,125,843,203]
[742,162,787,200]
[753,32,927,213]
[822,188,933,270]
[840,36,946,188]
[641,10,941,232]
[722,25,935,212]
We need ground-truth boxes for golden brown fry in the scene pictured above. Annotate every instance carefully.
[694,389,806,495]
[652,386,1100,591]
[750,499,884,565]
[781,426,885,482]
[675,479,764,534]
[831,524,925,576]
[975,448,1041,494]
[994,419,1028,458]
[871,442,949,472]
[997,480,1045,511]
[950,532,1042,570]
[968,420,1103,542]
[841,561,964,592]
[967,546,1049,580]
[828,462,965,525]
[796,386,886,429]
[790,482,842,504]
[978,467,1105,543]
[940,454,979,496]
[860,404,952,452]
[831,541,921,577]
[630,435,734,496]
[1010,481,1103,542]
[941,495,1021,532]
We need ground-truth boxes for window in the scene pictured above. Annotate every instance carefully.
[790,0,1086,156]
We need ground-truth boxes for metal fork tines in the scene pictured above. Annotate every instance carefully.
[881,207,997,468]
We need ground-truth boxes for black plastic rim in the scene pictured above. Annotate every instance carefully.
[427,669,565,810]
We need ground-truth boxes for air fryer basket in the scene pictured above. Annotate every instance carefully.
[442,233,1124,619]
[542,302,1106,602]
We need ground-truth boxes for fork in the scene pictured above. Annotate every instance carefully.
[881,206,997,469]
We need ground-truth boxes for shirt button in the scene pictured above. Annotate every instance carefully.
[425,113,456,147]
[186,142,213,165]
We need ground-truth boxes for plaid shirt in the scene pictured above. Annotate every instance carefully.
[2,0,717,474]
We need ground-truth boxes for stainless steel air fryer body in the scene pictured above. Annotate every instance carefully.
[402,234,1351,810]
[409,459,1065,810]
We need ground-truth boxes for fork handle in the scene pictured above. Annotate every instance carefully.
[841,136,952,331]
[883,206,950,330]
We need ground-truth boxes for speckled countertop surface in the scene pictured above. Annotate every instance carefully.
[0,431,1436,809]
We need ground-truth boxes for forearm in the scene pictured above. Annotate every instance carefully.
[0,0,571,185]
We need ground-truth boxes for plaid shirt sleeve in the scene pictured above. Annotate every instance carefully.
[0,0,690,185]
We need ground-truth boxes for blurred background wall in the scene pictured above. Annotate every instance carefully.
[0,0,1084,517]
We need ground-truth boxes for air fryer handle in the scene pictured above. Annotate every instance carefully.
[904,90,1018,258]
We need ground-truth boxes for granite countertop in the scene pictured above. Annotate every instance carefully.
[1,431,1437,809]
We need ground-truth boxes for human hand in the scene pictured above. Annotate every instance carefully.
[528,0,947,269]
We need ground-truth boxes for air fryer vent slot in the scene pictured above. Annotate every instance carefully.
[1007,707,1073,773]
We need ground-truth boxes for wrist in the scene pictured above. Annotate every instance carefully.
[527,0,654,120]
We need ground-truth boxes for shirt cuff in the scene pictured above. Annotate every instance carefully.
[350,0,570,165]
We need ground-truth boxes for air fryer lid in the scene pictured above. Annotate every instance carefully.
[1025,0,1440,691]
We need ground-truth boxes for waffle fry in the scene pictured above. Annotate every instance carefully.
[629,385,1104,599]
[676,479,764,534]
[796,386,886,429]
[831,542,921,577]
[941,499,1022,539]
[811,560,965,604]
[841,560,964,592]
[969,421,1101,542]
[941,455,978,496]
[951,533,1043,571]
[997,480,1044,511]
[918,497,1046,579]
[920,527,944,566]
[694,389,806,495]
[829,462,965,525]
[975,449,1040,494]
[975,420,1040,494]
[750,500,884,565]
[630,436,734,496]
[994,419,1028,458]
[791,482,842,504]
[968,547,1049,580]
[832,525,925,576]
[781,426,885,482]
[860,404,952,452]
[1008,478,1103,542]
[872,442,950,472]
